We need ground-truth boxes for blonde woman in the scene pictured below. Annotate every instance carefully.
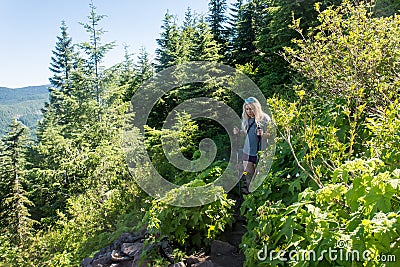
[233,97,270,193]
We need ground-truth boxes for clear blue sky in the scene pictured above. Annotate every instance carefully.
[0,0,234,88]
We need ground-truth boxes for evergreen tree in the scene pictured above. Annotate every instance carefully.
[190,16,222,61]
[373,0,400,17]
[183,7,196,29]
[49,20,77,91]
[0,119,34,245]
[114,45,154,101]
[34,25,89,214]
[112,45,137,101]
[79,2,115,105]
[45,21,79,126]
[135,46,154,85]
[206,0,229,57]
[121,45,136,84]
[155,11,180,71]
[256,0,343,97]
[32,4,120,219]
[179,7,197,63]
[225,0,243,64]
[229,0,258,66]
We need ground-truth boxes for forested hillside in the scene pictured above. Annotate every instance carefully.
[0,0,399,266]
[0,85,48,135]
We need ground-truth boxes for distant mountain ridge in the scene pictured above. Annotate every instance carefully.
[0,85,49,136]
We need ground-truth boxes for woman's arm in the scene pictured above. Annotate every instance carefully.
[233,127,246,136]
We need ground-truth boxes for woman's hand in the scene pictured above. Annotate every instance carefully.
[257,127,263,136]
[233,127,239,135]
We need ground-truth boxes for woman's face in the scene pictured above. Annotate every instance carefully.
[245,104,255,118]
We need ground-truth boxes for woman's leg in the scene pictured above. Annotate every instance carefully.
[243,160,255,176]
[242,160,255,191]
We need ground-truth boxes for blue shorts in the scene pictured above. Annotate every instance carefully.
[242,153,257,164]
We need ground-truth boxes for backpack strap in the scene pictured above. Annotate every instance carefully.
[246,120,255,134]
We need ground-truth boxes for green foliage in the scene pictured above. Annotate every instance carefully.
[364,100,400,170]
[241,159,400,266]
[238,2,400,266]
[79,2,115,80]
[0,120,35,245]
[0,173,148,266]
[373,0,400,17]
[2,1,400,266]
[48,21,78,91]
[144,180,235,251]
[155,9,222,71]
[283,0,400,110]
[256,0,343,98]
[228,0,257,65]
[170,160,230,191]
[267,92,355,191]
[155,11,181,71]
[30,93,129,219]
[145,112,200,181]
[31,4,131,218]
[206,0,229,56]
[1,6,155,262]
[190,16,222,62]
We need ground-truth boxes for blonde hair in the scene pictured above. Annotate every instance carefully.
[241,97,268,131]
